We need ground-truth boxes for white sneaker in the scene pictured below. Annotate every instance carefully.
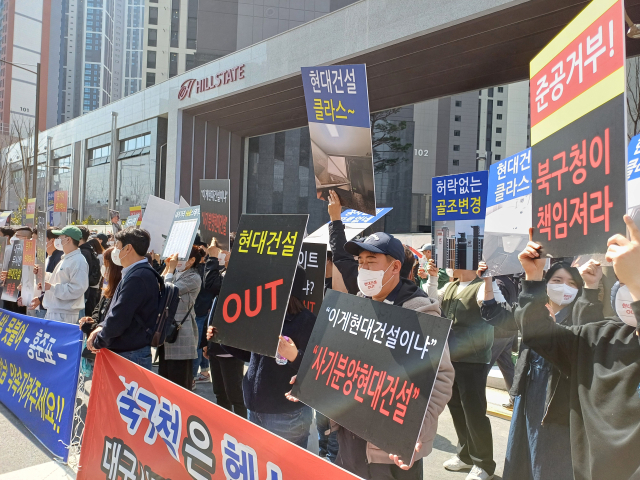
[465,465,494,480]
[443,455,473,472]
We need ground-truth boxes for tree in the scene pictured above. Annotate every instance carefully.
[627,57,640,140]
[0,133,14,211]
[371,108,413,173]
[7,118,36,223]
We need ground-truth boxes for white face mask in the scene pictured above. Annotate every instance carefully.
[176,260,189,272]
[54,238,64,251]
[615,285,637,327]
[111,246,128,266]
[357,262,395,297]
[547,283,579,306]
[9,236,16,245]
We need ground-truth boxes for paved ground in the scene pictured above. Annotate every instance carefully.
[0,368,511,479]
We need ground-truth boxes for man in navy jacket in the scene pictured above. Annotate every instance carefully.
[87,227,158,370]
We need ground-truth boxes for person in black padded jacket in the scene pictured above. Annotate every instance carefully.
[207,266,316,448]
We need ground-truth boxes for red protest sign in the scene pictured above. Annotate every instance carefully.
[22,239,36,266]
[530,0,625,131]
[53,191,68,213]
[77,349,359,480]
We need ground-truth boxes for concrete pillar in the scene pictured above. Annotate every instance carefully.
[108,112,118,211]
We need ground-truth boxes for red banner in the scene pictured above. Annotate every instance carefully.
[53,191,68,213]
[78,349,358,480]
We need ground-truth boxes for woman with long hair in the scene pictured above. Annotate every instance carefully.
[78,247,124,372]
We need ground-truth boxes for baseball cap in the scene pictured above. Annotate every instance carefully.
[52,226,82,242]
[344,232,405,263]
[418,244,433,253]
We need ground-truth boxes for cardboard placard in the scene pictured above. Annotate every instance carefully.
[301,65,376,215]
[0,211,11,226]
[529,0,626,257]
[25,198,36,225]
[292,290,451,462]
[124,215,139,228]
[53,191,68,213]
[2,240,23,302]
[431,171,488,272]
[161,206,201,261]
[627,133,640,226]
[139,195,180,254]
[432,171,488,222]
[199,179,230,250]
[129,205,142,226]
[297,243,327,315]
[482,148,532,276]
[211,214,308,357]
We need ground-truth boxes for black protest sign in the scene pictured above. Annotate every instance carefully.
[531,95,626,257]
[161,206,201,261]
[2,240,23,302]
[211,214,308,357]
[199,179,230,250]
[298,243,326,316]
[291,289,451,462]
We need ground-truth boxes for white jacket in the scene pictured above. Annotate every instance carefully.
[42,249,89,315]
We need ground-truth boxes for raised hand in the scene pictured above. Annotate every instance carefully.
[606,215,640,301]
[578,259,602,289]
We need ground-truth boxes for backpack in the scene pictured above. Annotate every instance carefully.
[147,268,181,348]
[85,246,101,287]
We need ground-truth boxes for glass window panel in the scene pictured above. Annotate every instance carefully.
[84,161,110,221]
[117,154,156,214]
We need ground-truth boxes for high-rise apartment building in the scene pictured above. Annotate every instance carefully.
[143,0,358,87]
[0,0,53,135]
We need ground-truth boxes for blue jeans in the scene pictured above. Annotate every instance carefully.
[248,405,312,448]
[78,309,85,319]
[33,309,46,319]
[192,314,210,377]
[118,345,152,371]
[316,412,339,462]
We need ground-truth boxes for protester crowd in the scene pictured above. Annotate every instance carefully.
[0,192,639,480]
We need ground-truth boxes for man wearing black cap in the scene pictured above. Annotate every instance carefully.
[325,232,454,479]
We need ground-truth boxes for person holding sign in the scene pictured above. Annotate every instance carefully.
[306,232,452,480]
[426,262,509,480]
[207,266,316,448]
[40,226,89,324]
[159,250,202,390]
[514,215,640,480]
[497,259,603,480]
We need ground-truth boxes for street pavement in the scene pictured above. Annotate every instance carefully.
[0,367,510,479]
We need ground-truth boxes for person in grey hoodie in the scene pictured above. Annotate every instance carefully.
[158,247,202,390]
[288,231,454,480]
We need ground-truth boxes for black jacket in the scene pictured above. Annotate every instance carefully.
[222,308,317,414]
[194,259,219,317]
[515,280,640,480]
[46,249,63,273]
[482,287,602,426]
[329,220,358,295]
[204,257,228,355]
[94,262,158,353]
